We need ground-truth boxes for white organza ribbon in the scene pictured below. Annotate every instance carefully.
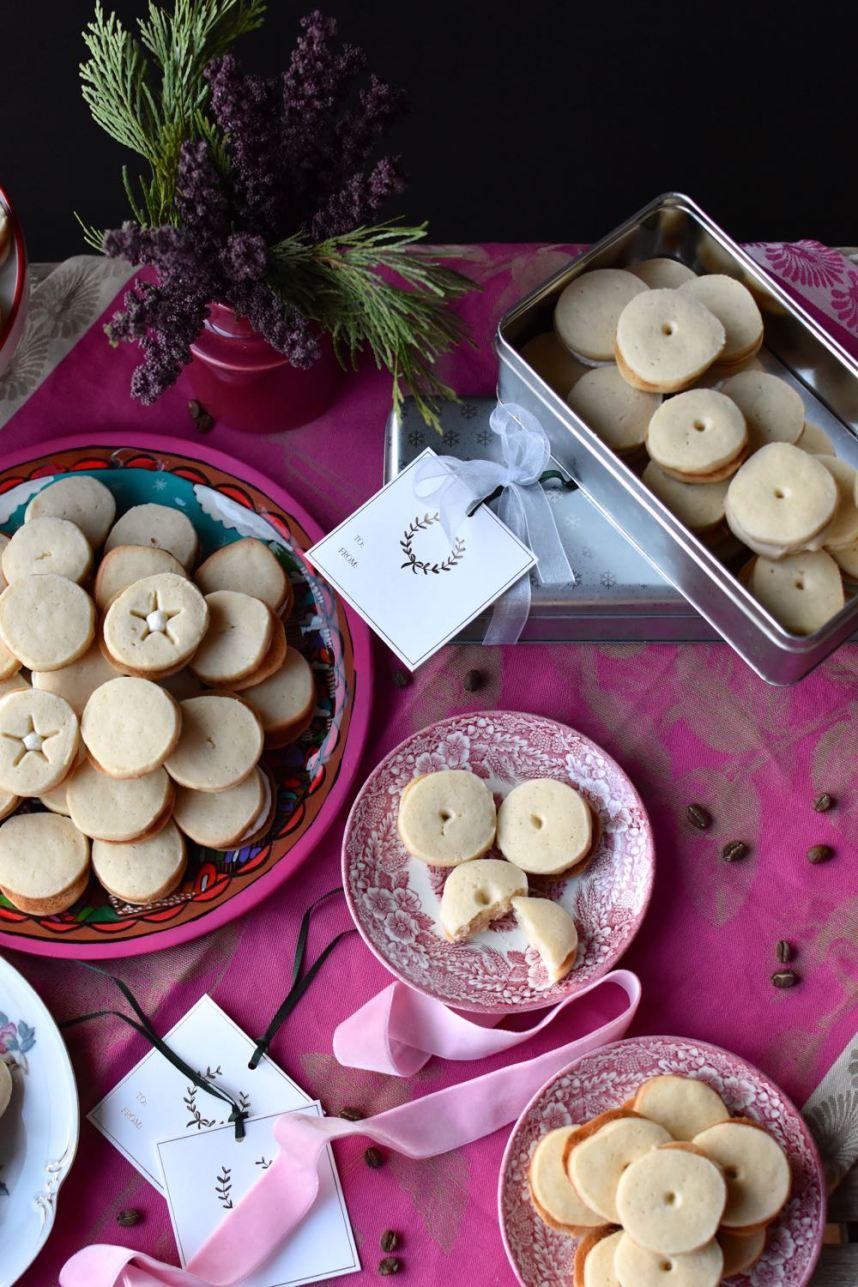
[413,402,574,643]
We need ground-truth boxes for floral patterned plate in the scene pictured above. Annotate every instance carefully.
[499,1035,825,1286]
[342,711,654,1013]
[0,952,78,1284]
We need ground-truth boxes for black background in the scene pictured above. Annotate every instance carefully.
[2,0,854,261]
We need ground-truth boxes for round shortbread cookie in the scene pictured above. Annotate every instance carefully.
[567,366,662,454]
[632,1076,728,1142]
[831,537,858,583]
[0,1058,12,1120]
[720,371,805,450]
[0,788,19,822]
[103,573,209,675]
[796,421,836,456]
[512,895,578,982]
[725,443,838,556]
[573,1229,623,1287]
[173,767,265,849]
[646,389,747,477]
[0,688,79,795]
[615,1143,727,1254]
[614,1232,723,1287]
[817,455,858,549]
[529,1127,606,1233]
[0,637,21,682]
[678,275,763,364]
[25,475,116,548]
[194,539,292,616]
[0,674,28,700]
[94,544,188,612]
[397,770,496,867]
[165,695,263,792]
[92,820,186,905]
[39,778,72,815]
[2,516,92,585]
[240,647,315,748]
[497,778,592,876]
[32,642,120,716]
[190,591,273,685]
[719,1228,766,1276]
[233,767,276,847]
[105,503,199,569]
[81,677,181,778]
[67,761,173,842]
[440,858,527,942]
[642,462,728,532]
[555,269,649,362]
[568,1115,672,1224]
[0,812,90,915]
[521,332,588,396]
[0,574,94,671]
[615,289,725,393]
[750,550,845,635]
[693,1119,790,1231]
[629,258,697,290]
[226,614,287,692]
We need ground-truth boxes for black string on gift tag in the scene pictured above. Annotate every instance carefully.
[465,468,576,518]
[248,886,355,1070]
[61,963,250,1141]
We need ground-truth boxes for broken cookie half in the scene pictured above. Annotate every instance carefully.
[440,858,527,942]
[512,895,579,983]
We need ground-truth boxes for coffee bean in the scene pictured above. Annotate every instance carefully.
[380,1230,399,1252]
[391,669,412,689]
[807,843,834,865]
[196,411,215,433]
[378,1258,400,1276]
[463,668,484,692]
[812,792,835,813]
[776,940,793,964]
[721,840,748,862]
[364,1146,384,1169]
[187,400,202,420]
[340,1106,365,1121]
[772,970,799,989]
[686,803,712,830]
[117,1209,141,1227]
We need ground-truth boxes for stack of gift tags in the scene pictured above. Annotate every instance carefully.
[0,476,315,915]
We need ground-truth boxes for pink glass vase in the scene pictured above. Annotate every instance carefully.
[186,301,342,432]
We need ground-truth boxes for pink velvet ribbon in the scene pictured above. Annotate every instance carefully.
[60,970,640,1287]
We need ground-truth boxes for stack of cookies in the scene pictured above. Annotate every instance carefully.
[397,769,589,983]
[0,475,316,918]
[526,258,858,636]
[528,1073,791,1286]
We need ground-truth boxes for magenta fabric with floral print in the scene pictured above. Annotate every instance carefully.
[3,241,857,1285]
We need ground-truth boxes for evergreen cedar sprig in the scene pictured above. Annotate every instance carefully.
[81,3,474,426]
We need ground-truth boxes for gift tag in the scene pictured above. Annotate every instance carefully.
[307,448,537,668]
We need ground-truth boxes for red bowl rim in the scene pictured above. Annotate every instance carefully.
[0,183,28,354]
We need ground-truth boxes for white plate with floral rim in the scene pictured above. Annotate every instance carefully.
[0,953,79,1284]
[342,711,654,1013]
[498,1035,826,1287]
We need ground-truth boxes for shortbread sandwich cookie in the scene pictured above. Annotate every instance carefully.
[0,688,79,795]
[725,443,838,557]
[103,573,209,675]
[226,614,287,691]
[573,1228,623,1287]
[0,1059,12,1120]
[32,641,121,716]
[94,544,187,612]
[831,536,858,584]
[749,550,845,635]
[629,258,697,290]
[529,1126,607,1234]
[26,475,116,548]
[0,574,94,671]
[240,646,315,747]
[555,269,649,362]
[693,1118,791,1231]
[190,590,273,685]
[81,677,181,778]
[678,275,763,365]
[67,761,173,842]
[520,332,588,396]
[397,769,496,867]
[165,695,263,792]
[567,366,662,455]
[720,370,805,450]
[567,1113,672,1224]
[439,858,527,941]
[817,455,858,549]
[615,1142,727,1254]
[718,1228,766,1277]
[613,1232,723,1287]
[642,463,729,532]
[615,289,725,393]
[0,812,90,914]
[92,820,186,905]
[233,767,276,847]
[2,516,92,585]
[512,895,578,982]
[646,389,747,481]
[497,778,592,876]
[0,673,28,700]
[0,638,21,682]
[105,503,199,569]
[632,1076,728,1142]
[38,779,72,815]
[796,420,835,455]
[174,766,267,849]
[194,538,293,616]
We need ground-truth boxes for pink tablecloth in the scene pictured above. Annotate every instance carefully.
[6,243,858,1285]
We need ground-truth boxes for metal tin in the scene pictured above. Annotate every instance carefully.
[495,192,858,684]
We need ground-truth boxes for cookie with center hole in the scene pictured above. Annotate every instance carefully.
[81,676,181,778]
[615,289,725,393]
[646,388,747,481]
[529,1126,607,1235]
[567,1112,672,1224]
[497,778,593,876]
[614,1231,723,1287]
[678,275,763,365]
[103,572,209,675]
[554,268,649,362]
[615,1142,727,1254]
[26,475,116,548]
[725,442,838,557]
[397,769,496,866]
[439,858,527,941]
[692,1118,791,1232]
[0,812,91,915]
[0,573,95,671]
[749,550,844,635]
[2,516,92,585]
[573,1228,623,1287]
[92,820,187,905]
[165,695,263,792]
[0,688,79,796]
[105,503,199,569]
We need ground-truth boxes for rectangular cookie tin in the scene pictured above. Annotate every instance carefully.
[495,192,858,684]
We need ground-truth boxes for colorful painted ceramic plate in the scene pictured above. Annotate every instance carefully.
[342,711,654,1013]
[0,435,372,958]
[0,952,78,1283]
[0,184,28,380]
[499,1035,825,1287]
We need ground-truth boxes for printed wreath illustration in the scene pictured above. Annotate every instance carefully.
[400,512,465,574]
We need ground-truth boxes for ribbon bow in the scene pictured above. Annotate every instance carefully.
[413,402,575,642]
